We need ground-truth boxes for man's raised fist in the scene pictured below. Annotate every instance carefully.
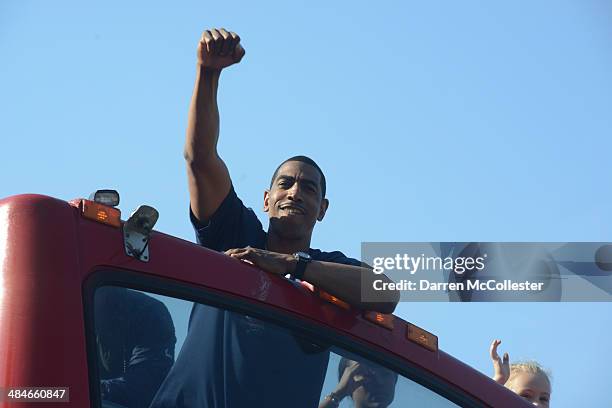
[198,28,245,70]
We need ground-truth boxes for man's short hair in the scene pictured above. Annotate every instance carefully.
[269,155,326,198]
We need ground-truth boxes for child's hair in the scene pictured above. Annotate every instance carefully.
[507,360,552,388]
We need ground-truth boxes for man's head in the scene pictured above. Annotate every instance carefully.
[270,156,326,198]
[264,156,328,240]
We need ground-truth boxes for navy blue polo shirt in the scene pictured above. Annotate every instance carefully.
[151,187,361,408]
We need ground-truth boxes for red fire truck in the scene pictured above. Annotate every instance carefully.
[0,192,531,407]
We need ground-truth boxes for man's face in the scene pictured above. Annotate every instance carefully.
[264,161,328,239]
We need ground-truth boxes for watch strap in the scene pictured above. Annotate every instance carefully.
[292,252,311,280]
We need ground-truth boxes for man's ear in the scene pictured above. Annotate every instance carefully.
[263,190,270,213]
[317,198,329,221]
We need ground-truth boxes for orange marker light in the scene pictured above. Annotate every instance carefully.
[318,290,351,310]
[406,323,438,352]
[82,200,121,228]
[363,311,394,330]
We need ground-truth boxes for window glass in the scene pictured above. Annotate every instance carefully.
[320,352,460,407]
[94,286,177,408]
[91,285,463,408]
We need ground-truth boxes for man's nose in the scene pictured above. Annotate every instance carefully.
[287,183,303,201]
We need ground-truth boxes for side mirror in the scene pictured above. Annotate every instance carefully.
[123,205,159,262]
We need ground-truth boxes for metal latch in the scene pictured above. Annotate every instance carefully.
[123,205,159,262]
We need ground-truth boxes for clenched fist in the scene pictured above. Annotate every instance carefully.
[198,28,245,70]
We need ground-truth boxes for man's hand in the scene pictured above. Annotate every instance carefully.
[225,248,399,314]
[198,28,245,70]
[225,247,295,277]
[333,362,367,399]
[490,339,510,385]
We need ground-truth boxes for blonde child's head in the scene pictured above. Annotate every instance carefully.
[505,361,551,407]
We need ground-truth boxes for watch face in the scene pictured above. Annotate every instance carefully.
[295,251,311,261]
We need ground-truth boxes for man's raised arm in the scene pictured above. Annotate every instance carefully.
[184,28,245,222]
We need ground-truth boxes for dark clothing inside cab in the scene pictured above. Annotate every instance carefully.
[95,287,176,408]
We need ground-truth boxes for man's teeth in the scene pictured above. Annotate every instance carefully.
[281,206,303,214]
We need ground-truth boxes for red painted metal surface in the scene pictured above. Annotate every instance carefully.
[0,194,531,407]
[0,195,90,407]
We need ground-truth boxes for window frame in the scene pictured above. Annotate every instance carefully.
[83,267,489,408]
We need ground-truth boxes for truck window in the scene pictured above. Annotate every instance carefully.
[321,352,460,407]
[93,286,177,408]
[89,284,464,408]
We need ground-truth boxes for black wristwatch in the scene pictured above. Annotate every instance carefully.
[291,251,312,281]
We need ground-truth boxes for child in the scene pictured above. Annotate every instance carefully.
[490,339,552,407]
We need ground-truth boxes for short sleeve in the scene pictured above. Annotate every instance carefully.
[189,186,266,252]
[310,250,364,267]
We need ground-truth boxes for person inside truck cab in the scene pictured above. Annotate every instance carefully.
[319,357,399,408]
[95,286,176,408]
[149,28,399,408]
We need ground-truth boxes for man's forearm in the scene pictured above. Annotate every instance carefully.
[184,66,221,164]
[224,247,399,313]
[302,261,400,314]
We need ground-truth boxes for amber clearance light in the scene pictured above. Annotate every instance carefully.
[363,311,394,330]
[318,289,351,310]
[81,200,121,228]
[406,323,438,352]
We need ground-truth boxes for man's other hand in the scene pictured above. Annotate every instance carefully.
[225,247,294,277]
[198,28,245,70]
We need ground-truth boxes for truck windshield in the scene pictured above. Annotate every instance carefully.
[90,285,462,408]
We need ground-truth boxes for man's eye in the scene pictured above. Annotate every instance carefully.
[302,183,318,192]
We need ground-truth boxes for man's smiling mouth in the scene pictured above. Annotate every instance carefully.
[279,204,305,215]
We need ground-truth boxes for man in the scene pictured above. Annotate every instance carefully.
[95,287,176,408]
[151,28,399,408]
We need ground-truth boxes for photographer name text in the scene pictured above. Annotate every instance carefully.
[373,279,544,292]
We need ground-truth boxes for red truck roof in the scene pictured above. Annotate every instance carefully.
[0,194,531,407]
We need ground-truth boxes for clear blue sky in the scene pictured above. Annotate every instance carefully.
[2,1,611,406]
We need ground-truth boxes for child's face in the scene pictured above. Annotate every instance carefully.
[506,371,551,407]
